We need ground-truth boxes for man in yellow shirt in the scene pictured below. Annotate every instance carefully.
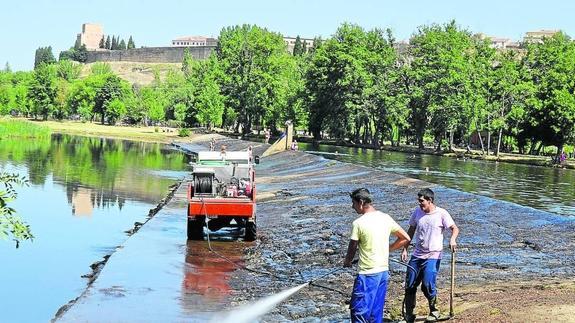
[344,188,411,323]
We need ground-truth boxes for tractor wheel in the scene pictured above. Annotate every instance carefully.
[245,220,256,241]
[187,217,204,240]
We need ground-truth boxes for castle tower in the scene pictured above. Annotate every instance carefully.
[77,23,104,49]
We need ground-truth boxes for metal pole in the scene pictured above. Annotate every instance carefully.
[450,249,455,318]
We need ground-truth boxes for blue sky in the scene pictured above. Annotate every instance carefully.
[3,0,575,71]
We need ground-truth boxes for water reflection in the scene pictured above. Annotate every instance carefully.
[302,143,575,217]
[183,240,244,300]
[0,134,190,322]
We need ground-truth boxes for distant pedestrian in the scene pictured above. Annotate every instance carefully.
[264,129,271,144]
[290,139,298,151]
[344,188,410,323]
[209,138,216,151]
[401,188,459,323]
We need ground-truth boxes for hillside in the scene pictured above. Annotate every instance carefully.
[81,61,182,85]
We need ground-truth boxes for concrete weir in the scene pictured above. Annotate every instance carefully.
[56,136,575,322]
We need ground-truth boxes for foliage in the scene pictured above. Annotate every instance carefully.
[34,46,56,69]
[91,62,113,75]
[178,128,190,137]
[28,63,58,120]
[522,32,575,156]
[56,60,82,81]
[127,36,136,49]
[0,171,33,248]
[0,118,51,138]
[6,22,575,156]
[216,24,296,134]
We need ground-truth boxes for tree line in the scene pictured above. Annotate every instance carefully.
[2,21,575,159]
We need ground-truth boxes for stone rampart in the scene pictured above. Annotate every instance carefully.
[85,46,216,64]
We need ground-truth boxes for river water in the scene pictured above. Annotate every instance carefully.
[0,134,190,322]
[301,143,575,217]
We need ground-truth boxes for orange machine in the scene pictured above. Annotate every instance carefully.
[187,149,259,241]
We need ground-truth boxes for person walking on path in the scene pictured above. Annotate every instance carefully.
[344,188,411,323]
[401,188,459,323]
[264,128,271,144]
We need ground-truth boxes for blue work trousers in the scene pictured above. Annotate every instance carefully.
[350,271,389,323]
[405,256,441,301]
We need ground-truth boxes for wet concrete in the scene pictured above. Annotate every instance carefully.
[57,136,575,322]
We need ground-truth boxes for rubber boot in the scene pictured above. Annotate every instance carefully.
[403,291,416,323]
[425,296,441,322]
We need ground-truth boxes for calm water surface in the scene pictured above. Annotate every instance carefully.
[0,134,190,322]
[301,143,575,217]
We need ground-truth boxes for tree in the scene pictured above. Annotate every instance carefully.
[522,32,575,160]
[94,74,131,124]
[74,37,82,50]
[105,35,111,50]
[181,48,195,78]
[99,36,105,49]
[106,98,127,124]
[67,74,103,121]
[56,60,82,81]
[306,23,372,140]
[216,24,297,134]
[407,21,474,150]
[28,63,58,120]
[119,39,127,50]
[190,57,226,129]
[4,62,11,72]
[127,36,135,49]
[111,36,118,50]
[293,36,304,56]
[0,172,33,248]
[34,46,56,69]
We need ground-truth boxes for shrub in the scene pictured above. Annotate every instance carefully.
[178,128,190,137]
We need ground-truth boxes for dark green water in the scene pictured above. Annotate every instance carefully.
[301,143,575,217]
[0,134,190,322]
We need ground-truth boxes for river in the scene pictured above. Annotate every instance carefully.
[0,134,190,322]
[301,143,575,217]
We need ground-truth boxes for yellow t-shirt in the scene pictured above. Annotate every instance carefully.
[350,210,402,274]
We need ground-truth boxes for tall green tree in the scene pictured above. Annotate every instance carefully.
[127,36,135,49]
[216,24,293,134]
[407,21,474,150]
[28,63,58,120]
[105,35,111,49]
[34,46,56,69]
[99,36,105,49]
[306,23,372,140]
[119,39,127,50]
[93,74,131,124]
[522,32,575,159]
[292,36,304,56]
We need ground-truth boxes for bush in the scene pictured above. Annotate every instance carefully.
[178,128,191,137]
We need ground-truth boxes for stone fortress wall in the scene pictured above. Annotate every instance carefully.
[85,46,216,64]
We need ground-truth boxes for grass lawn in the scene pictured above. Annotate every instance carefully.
[25,119,197,144]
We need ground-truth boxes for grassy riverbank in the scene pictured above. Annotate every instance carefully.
[25,119,196,144]
[0,118,51,138]
[18,119,575,170]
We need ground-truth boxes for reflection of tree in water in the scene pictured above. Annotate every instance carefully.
[0,134,189,213]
